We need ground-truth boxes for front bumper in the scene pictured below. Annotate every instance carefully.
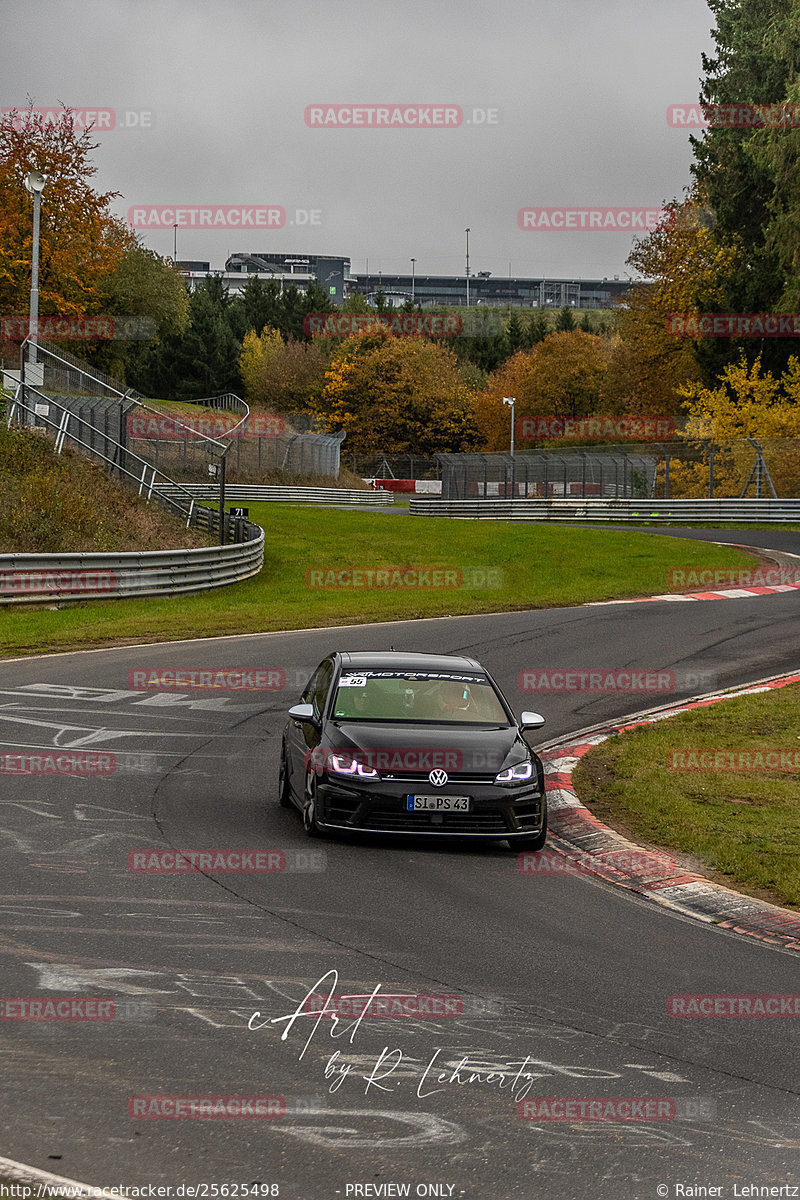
[314,775,546,839]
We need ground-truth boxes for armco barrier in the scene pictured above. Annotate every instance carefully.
[0,532,265,605]
[407,498,800,522]
[156,484,393,506]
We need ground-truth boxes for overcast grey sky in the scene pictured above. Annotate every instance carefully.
[6,0,716,281]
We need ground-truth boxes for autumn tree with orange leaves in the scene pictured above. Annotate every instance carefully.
[474,331,615,450]
[0,108,136,323]
[307,329,480,454]
[0,107,188,380]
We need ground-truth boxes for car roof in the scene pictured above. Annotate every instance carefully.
[338,651,485,673]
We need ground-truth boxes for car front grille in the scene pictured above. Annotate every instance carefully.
[360,808,510,833]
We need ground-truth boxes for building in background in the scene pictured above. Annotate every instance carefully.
[176,253,352,305]
[176,252,631,309]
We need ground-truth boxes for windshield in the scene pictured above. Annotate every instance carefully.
[331,670,511,725]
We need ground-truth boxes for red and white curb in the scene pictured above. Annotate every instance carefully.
[532,670,800,953]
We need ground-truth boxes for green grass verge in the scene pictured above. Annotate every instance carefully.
[573,682,800,910]
[0,506,755,658]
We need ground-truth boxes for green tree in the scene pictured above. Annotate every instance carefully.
[555,306,577,332]
[238,276,283,337]
[133,283,241,399]
[342,291,370,312]
[691,0,800,373]
[506,309,525,353]
[529,311,550,344]
[98,244,189,380]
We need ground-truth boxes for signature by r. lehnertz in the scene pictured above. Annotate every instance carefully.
[248,968,589,1102]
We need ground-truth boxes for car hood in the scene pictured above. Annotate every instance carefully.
[327,721,528,774]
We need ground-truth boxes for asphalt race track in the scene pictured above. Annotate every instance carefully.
[0,529,799,1200]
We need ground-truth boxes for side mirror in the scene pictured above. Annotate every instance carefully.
[520,711,546,731]
[288,702,316,723]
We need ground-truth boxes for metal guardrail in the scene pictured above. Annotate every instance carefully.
[408,498,800,522]
[0,532,265,605]
[156,484,394,506]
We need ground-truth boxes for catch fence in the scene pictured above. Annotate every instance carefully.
[10,340,344,481]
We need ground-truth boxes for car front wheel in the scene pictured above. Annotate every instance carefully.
[278,742,293,808]
[302,776,324,838]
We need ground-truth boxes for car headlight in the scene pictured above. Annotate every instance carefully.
[328,754,379,779]
[494,760,534,784]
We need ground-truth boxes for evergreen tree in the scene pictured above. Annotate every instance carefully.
[691,0,800,373]
[238,276,283,336]
[529,312,550,344]
[555,306,577,332]
[506,309,525,353]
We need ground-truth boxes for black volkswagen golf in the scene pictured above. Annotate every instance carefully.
[278,651,548,849]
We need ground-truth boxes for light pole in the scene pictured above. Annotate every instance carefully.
[410,258,416,303]
[173,223,178,262]
[24,170,46,367]
[465,228,470,307]
[503,396,515,456]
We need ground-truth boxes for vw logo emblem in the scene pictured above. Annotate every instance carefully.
[429,768,448,787]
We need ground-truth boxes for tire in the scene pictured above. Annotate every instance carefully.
[510,804,548,851]
[302,776,324,839]
[278,743,293,808]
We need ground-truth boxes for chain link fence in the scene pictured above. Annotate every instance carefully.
[343,453,441,480]
[436,440,800,500]
[13,340,344,482]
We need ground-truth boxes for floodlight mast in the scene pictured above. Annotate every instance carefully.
[24,170,46,371]
[503,396,516,456]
